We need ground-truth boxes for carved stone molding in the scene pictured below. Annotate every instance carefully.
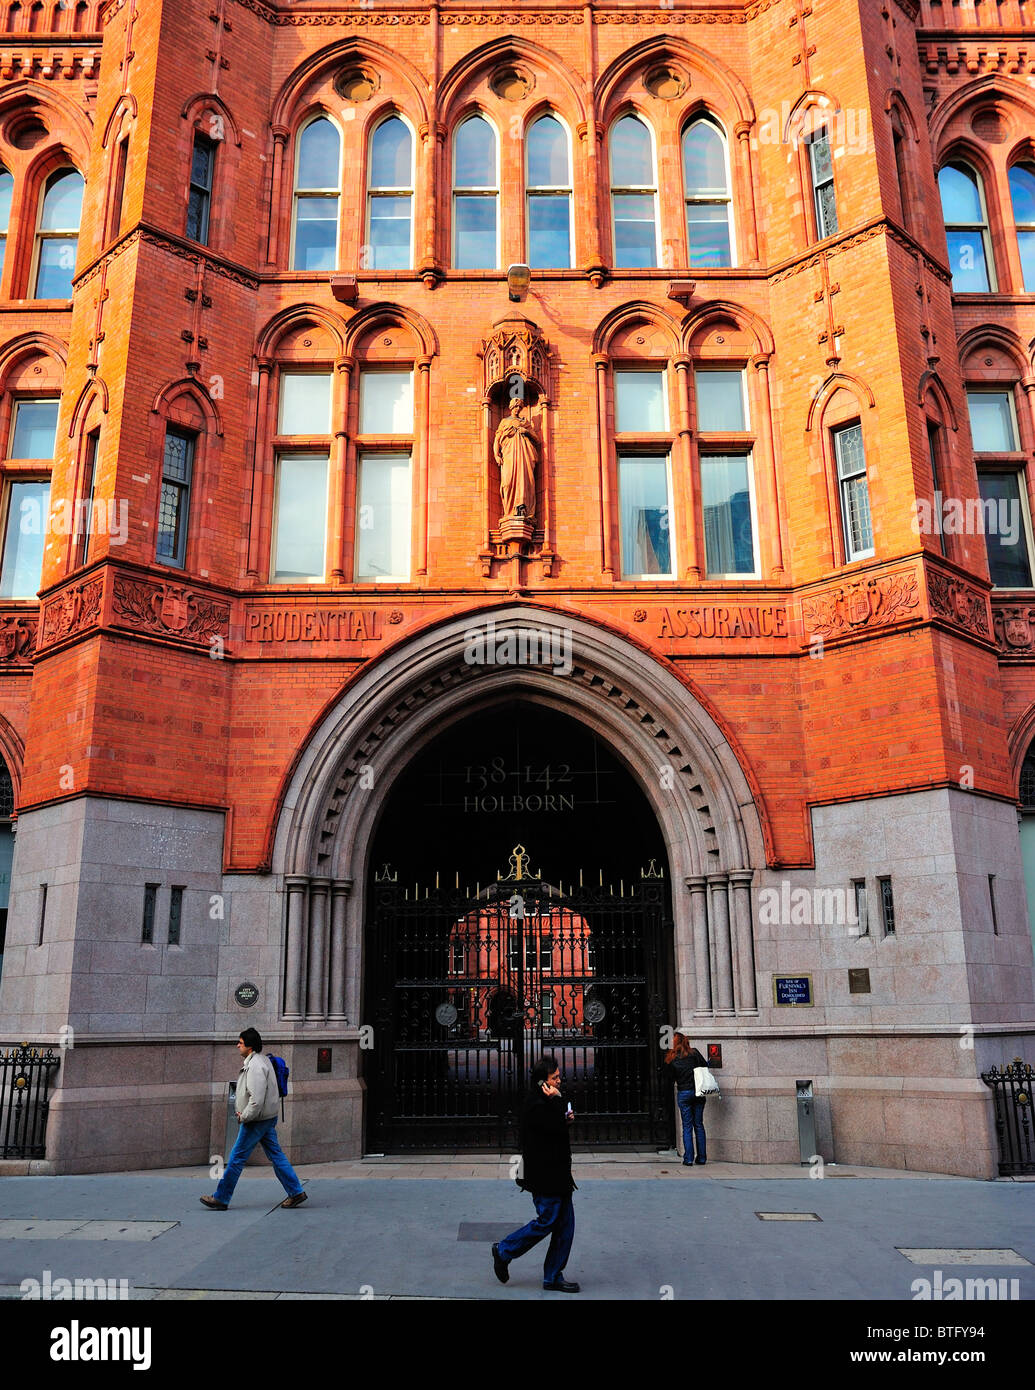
[39,579,102,648]
[595,10,746,22]
[801,570,920,640]
[919,43,1035,78]
[480,318,551,399]
[78,229,260,293]
[112,576,230,646]
[928,570,992,640]
[0,613,37,665]
[992,600,1035,655]
[0,50,102,81]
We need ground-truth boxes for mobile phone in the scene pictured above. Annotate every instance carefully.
[566,1102,573,1116]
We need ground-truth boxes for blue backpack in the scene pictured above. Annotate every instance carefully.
[268,1055,289,1120]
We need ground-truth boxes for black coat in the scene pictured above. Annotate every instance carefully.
[516,1089,576,1198]
[667,1049,707,1095]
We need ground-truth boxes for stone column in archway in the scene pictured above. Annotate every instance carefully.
[686,875,711,1014]
[708,872,735,1015]
[730,869,757,1012]
[283,875,310,1020]
[306,877,331,1020]
[328,879,352,1021]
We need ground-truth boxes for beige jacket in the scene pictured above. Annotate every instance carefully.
[235,1051,280,1123]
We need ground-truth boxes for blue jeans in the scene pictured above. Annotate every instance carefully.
[213,1117,304,1205]
[497,1196,575,1285]
[677,1091,706,1162]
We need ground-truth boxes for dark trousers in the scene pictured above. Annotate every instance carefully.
[497,1195,575,1285]
[677,1090,707,1162]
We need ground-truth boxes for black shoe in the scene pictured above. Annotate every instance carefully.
[200,1195,227,1210]
[695,1158,707,1165]
[682,1159,693,1167]
[492,1243,509,1284]
[543,1278,580,1293]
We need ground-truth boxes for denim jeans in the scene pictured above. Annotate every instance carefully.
[497,1195,575,1285]
[213,1116,304,1205]
[677,1090,707,1162]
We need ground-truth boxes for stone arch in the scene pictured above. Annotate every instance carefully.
[0,330,65,386]
[271,37,430,131]
[0,80,92,165]
[806,370,876,434]
[884,88,921,144]
[150,377,223,437]
[595,34,754,128]
[917,369,960,431]
[782,88,842,146]
[439,35,586,129]
[255,303,348,364]
[958,323,1029,380]
[929,74,1035,152]
[180,92,242,148]
[100,92,136,150]
[0,712,25,807]
[592,301,680,357]
[67,375,107,438]
[342,301,438,360]
[270,605,768,1023]
[681,299,775,358]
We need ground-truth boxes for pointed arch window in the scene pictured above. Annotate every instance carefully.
[806,126,838,240]
[453,115,498,269]
[526,114,571,269]
[292,116,341,272]
[1009,162,1035,293]
[610,115,657,268]
[0,166,12,284]
[682,118,733,268]
[938,162,993,292]
[33,167,83,299]
[367,116,413,271]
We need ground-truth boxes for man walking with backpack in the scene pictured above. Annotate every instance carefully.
[201,1029,308,1210]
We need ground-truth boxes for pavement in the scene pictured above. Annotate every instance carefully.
[0,1155,1032,1301]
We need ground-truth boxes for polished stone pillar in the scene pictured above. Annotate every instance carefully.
[730,869,757,1012]
[708,873,734,1015]
[328,879,353,1021]
[686,875,711,1014]
[306,877,331,1021]
[283,875,310,1020]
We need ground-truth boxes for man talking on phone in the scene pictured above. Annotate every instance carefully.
[492,1054,579,1293]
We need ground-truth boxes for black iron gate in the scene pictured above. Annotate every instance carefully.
[365,846,674,1152]
[982,1058,1034,1176]
[0,1043,59,1159]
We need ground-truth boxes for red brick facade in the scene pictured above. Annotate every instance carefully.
[0,0,1032,1173]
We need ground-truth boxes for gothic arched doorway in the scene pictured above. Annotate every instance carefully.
[363,703,676,1151]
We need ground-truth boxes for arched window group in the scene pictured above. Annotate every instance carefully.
[286,104,738,273]
[0,159,84,300]
[937,150,1035,294]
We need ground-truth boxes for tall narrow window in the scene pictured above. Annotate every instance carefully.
[614,368,671,577]
[926,420,948,559]
[832,422,874,561]
[74,427,98,570]
[273,369,332,583]
[938,162,993,292]
[33,168,84,298]
[682,118,733,268]
[168,886,183,946]
[37,882,47,948]
[1009,163,1035,293]
[526,114,571,269]
[697,370,756,576]
[453,115,498,269]
[107,137,129,243]
[292,117,340,271]
[610,115,657,268]
[0,166,11,284]
[988,874,999,935]
[0,397,57,598]
[141,883,157,945]
[967,387,1034,588]
[852,879,869,936]
[157,428,194,568]
[367,117,412,270]
[878,876,895,936]
[356,369,413,582]
[187,132,215,245]
[806,127,838,240]
[892,124,911,230]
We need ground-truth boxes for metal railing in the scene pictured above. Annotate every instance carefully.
[0,1043,60,1159]
[981,1057,1034,1177]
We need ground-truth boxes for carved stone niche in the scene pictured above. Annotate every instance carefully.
[478,317,553,574]
[336,65,380,103]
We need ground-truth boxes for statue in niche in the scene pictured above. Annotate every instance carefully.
[494,399,540,522]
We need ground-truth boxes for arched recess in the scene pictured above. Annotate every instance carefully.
[67,375,107,439]
[884,88,920,145]
[805,370,876,434]
[595,34,754,128]
[1008,706,1035,796]
[680,299,775,359]
[0,80,91,163]
[255,303,348,364]
[270,604,769,1023]
[929,75,1035,152]
[439,36,586,130]
[342,301,438,360]
[100,93,136,150]
[180,92,242,148]
[0,713,25,807]
[150,378,223,437]
[592,299,680,357]
[0,330,65,386]
[917,369,960,431]
[271,37,430,131]
[958,323,1029,381]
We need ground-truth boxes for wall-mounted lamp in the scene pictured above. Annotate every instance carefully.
[330,273,358,305]
[507,263,531,303]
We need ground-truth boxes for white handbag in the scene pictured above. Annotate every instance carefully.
[694,1065,720,1097]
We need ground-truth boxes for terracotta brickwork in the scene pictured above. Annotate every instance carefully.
[0,0,1029,875]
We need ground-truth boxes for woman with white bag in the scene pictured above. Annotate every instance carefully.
[664,1033,716,1166]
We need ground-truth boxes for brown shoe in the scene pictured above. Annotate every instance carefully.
[200,1195,227,1210]
[280,1191,308,1208]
